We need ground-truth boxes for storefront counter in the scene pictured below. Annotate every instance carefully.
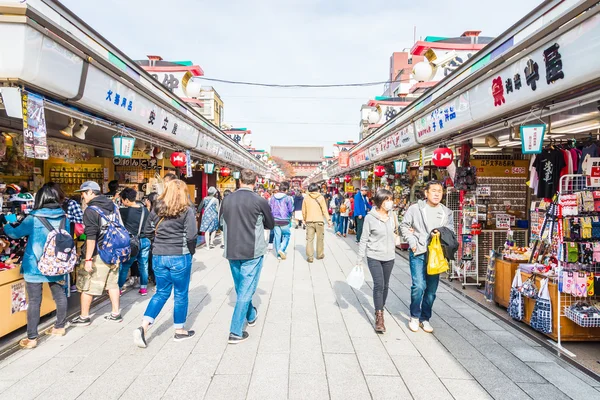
[0,267,56,338]
[493,258,525,308]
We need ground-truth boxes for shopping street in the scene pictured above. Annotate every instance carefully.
[0,228,598,400]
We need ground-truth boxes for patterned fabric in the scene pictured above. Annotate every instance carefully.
[67,199,84,224]
[530,278,552,334]
[200,198,219,233]
[484,251,498,302]
[507,287,524,321]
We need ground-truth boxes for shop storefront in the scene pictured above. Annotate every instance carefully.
[310,2,600,350]
[0,0,267,339]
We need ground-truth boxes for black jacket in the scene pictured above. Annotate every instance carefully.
[435,226,459,261]
[150,206,197,256]
[220,188,275,260]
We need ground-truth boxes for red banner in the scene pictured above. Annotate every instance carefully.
[339,151,349,168]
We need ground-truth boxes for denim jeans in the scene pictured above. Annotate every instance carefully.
[409,251,440,322]
[332,212,338,229]
[336,216,348,235]
[119,237,151,288]
[229,256,263,336]
[26,282,67,339]
[269,229,274,244]
[143,254,192,329]
[274,224,291,255]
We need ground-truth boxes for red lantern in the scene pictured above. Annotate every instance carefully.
[334,177,340,184]
[220,167,231,177]
[327,179,333,185]
[170,152,186,168]
[432,146,454,168]
[374,165,386,177]
[344,175,352,183]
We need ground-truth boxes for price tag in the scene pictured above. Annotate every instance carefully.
[496,214,511,229]
[476,186,491,196]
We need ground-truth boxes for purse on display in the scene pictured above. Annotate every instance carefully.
[508,272,524,321]
[530,278,552,334]
[521,276,538,299]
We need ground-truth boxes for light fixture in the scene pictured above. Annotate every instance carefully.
[233,171,241,179]
[360,170,369,180]
[73,120,88,140]
[145,145,155,158]
[60,118,76,137]
[484,134,499,147]
[155,148,164,159]
[204,162,215,174]
[394,159,408,174]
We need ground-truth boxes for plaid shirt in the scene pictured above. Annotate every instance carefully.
[67,199,84,224]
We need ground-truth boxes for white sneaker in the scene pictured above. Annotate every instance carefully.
[133,277,141,289]
[268,244,273,250]
[420,321,433,333]
[408,318,419,332]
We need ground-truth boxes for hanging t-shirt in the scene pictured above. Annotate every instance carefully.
[534,149,566,199]
[578,143,598,173]
[528,155,539,194]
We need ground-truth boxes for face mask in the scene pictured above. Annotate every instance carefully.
[383,200,394,211]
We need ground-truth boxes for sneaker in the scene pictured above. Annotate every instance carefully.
[70,285,78,293]
[104,313,123,323]
[139,288,148,296]
[19,338,37,349]
[316,256,324,260]
[123,277,135,288]
[278,250,286,260]
[420,321,434,333]
[133,327,147,348]
[336,232,341,237]
[71,316,91,327]
[247,308,258,327]
[174,330,196,342]
[220,244,225,249]
[228,331,249,344]
[133,277,141,289]
[408,318,419,332]
[307,258,314,263]
[268,244,273,250]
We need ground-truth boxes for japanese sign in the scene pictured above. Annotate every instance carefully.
[113,157,160,171]
[185,150,193,178]
[113,136,136,158]
[520,124,545,154]
[339,151,349,168]
[22,92,49,160]
[413,93,472,144]
[470,159,529,178]
[585,157,600,187]
[476,186,491,197]
[496,214,511,229]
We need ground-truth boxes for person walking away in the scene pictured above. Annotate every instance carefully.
[302,183,332,263]
[333,192,344,236]
[354,186,372,244]
[329,192,339,231]
[220,189,232,249]
[4,184,72,348]
[337,193,351,237]
[198,186,220,249]
[71,181,124,326]
[220,169,275,343]
[356,189,396,333]
[293,190,305,229]
[133,180,197,348]
[400,180,454,333]
[118,188,152,295]
[269,182,294,260]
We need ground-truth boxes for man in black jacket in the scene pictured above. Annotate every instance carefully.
[71,181,122,326]
[220,169,274,344]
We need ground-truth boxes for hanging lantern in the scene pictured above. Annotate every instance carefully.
[334,177,340,184]
[432,145,454,168]
[170,152,187,168]
[204,162,215,174]
[232,171,241,179]
[328,178,333,185]
[344,175,352,183]
[360,170,369,180]
[394,159,408,174]
[220,167,231,177]
[374,165,386,177]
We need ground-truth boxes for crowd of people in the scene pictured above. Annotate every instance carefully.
[7,169,453,350]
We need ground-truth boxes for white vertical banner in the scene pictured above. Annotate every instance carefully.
[185,150,193,178]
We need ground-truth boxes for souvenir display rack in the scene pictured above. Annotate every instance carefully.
[47,163,104,194]
[555,175,600,347]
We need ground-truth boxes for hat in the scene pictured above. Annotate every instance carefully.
[75,181,101,192]
[361,185,369,191]
[208,186,217,195]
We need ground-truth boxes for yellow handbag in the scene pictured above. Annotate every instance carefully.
[427,233,449,275]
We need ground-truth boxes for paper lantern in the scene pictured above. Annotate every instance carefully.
[374,165,386,177]
[334,177,340,184]
[220,167,231,177]
[344,175,352,183]
[170,152,187,168]
[432,146,454,168]
[232,171,240,179]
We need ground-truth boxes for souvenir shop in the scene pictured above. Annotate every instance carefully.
[0,2,266,340]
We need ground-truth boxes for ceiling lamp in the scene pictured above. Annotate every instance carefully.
[367,110,380,124]
[73,120,88,140]
[485,134,499,148]
[412,49,458,82]
[60,118,76,137]
[182,71,203,98]
[155,147,164,159]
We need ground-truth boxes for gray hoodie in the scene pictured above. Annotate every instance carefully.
[357,209,396,262]
[400,200,454,255]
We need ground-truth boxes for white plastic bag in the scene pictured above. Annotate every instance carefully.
[346,265,365,289]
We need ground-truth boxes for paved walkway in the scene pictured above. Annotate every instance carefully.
[0,228,599,400]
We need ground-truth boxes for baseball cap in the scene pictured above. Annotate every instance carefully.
[361,185,369,191]
[75,181,101,192]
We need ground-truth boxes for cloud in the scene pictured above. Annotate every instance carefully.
[61,0,542,154]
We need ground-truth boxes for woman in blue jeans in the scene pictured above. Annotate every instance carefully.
[133,179,198,348]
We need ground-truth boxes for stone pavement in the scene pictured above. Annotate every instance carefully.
[0,228,599,400]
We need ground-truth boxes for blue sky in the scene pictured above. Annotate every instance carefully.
[61,0,542,156]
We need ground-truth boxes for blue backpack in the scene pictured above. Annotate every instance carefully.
[89,205,131,265]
